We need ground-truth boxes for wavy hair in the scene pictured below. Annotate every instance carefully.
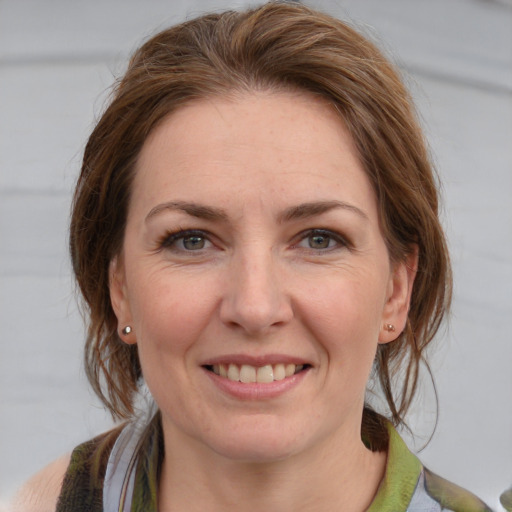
[70,2,451,445]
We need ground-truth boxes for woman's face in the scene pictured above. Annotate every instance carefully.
[110,91,415,462]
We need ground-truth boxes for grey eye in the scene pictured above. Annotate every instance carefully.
[296,229,347,251]
[308,231,337,249]
[182,235,206,250]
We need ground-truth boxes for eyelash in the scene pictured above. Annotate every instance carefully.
[158,228,349,254]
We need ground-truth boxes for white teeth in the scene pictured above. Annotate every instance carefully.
[256,365,274,383]
[285,363,296,377]
[227,364,240,381]
[240,364,256,383]
[211,363,306,383]
[273,364,286,381]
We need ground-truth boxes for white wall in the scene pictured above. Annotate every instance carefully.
[1,0,511,509]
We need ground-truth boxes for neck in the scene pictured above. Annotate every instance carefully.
[158,421,386,512]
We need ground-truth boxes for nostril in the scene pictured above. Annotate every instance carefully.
[218,266,293,334]
[219,300,294,335]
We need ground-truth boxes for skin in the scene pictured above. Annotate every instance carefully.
[10,455,70,512]
[110,91,417,511]
[12,90,416,512]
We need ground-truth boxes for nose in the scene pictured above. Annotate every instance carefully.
[219,250,293,336]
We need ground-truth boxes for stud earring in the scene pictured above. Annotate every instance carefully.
[122,326,132,336]
[384,324,395,332]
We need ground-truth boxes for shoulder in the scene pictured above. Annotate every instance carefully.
[54,425,124,512]
[10,454,72,512]
[422,468,493,512]
[9,425,124,512]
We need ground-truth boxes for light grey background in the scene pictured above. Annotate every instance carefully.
[1,0,511,509]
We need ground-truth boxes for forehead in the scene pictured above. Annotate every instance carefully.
[131,91,377,221]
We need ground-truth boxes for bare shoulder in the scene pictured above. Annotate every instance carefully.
[9,454,71,512]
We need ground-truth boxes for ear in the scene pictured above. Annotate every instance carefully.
[378,246,418,344]
[109,256,136,344]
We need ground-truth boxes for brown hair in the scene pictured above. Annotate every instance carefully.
[70,2,451,441]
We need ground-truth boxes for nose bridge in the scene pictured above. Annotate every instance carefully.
[220,244,292,334]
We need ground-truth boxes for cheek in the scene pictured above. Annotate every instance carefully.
[297,269,389,386]
[127,271,220,411]
[127,267,219,356]
[300,271,387,338]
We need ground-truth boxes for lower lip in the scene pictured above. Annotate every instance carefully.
[203,367,310,400]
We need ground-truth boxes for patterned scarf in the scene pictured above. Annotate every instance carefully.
[56,413,492,512]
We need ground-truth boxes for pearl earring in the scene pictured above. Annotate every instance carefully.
[122,326,132,336]
[384,324,395,332]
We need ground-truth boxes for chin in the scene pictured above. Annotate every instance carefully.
[199,418,310,463]
[211,438,300,463]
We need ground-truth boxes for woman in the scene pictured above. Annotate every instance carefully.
[13,3,491,511]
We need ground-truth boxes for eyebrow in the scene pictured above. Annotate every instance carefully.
[145,201,229,223]
[145,199,368,224]
[278,200,369,223]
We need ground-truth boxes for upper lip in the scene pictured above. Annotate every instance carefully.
[201,354,312,367]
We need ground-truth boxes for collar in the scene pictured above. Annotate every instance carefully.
[366,423,422,512]
[130,416,421,512]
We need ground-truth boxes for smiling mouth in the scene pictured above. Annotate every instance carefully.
[204,363,309,383]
